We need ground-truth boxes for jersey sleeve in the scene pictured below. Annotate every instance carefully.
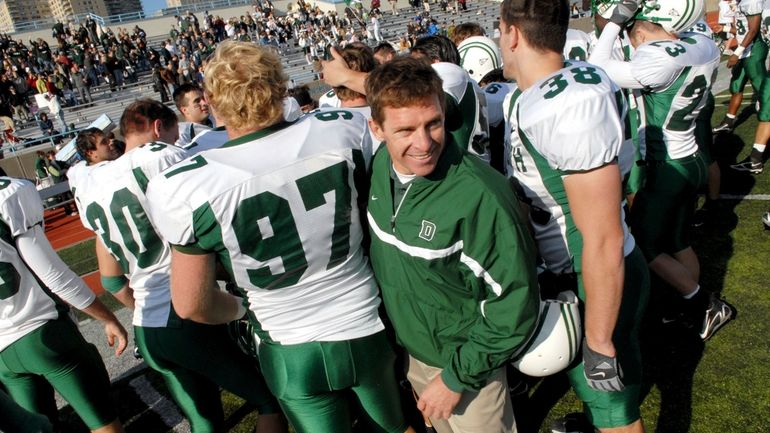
[145,174,198,249]
[0,179,44,237]
[16,225,95,310]
[630,44,683,91]
[432,62,470,103]
[526,90,625,172]
[742,0,763,16]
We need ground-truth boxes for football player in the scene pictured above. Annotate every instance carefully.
[730,0,770,174]
[145,41,415,433]
[173,83,214,148]
[72,100,285,433]
[712,0,766,134]
[499,0,650,432]
[0,176,127,433]
[590,0,736,341]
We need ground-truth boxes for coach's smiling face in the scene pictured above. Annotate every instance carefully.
[369,95,446,177]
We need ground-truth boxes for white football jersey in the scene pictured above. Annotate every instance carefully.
[631,34,720,160]
[588,29,634,61]
[736,0,764,56]
[183,126,229,154]
[74,143,189,327]
[432,62,491,162]
[564,28,592,61]
[318,89,342,108]
[760,0,770,44]
[0,178,93,351]
[176,121,212,148]
[504,62,635,273]
[146,111,384,345]
[340,105,383,153]
[683,19,716,40]
[484,82,516,128]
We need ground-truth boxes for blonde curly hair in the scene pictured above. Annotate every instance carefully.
[204,41,287,132]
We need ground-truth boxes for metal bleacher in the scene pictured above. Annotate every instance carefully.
[5,1,503,162]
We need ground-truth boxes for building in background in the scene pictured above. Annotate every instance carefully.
[0,0,51,33]
[0,0,142,32]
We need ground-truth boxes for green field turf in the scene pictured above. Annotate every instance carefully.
[53,94,770,433]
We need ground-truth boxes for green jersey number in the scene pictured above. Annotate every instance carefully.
[485,83,504,94]
[314,110,354,122]
[737,18,747,36]
[231,161,353,290]
[0,261,20,300]
[666,74,708,132]
[568,46,587,61]
[87,188,163,271]
[542,67,602,99]
[649,41,687,57]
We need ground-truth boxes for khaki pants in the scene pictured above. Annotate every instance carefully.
[406,356,516,433]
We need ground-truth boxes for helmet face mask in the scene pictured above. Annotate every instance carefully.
[592,0,704,33]
[592,0,622,19]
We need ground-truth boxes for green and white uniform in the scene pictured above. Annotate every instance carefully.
[433,62,491,163]
[564,28,592,61]
[71,143,280,433]
[589,27,646,194]
[74,143,185,327]
[146,111,407,433]
[0,177,117,430]
[318,89,341,108]
[729,0,767,96]
[503,62,649,428]
[183,126,229,154]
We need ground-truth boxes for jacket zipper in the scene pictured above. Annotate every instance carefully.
[390,183,412,233]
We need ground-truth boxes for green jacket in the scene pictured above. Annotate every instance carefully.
[367,140,540,393]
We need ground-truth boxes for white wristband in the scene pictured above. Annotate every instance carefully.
[734,45,745,57]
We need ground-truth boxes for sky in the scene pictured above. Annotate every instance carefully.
[140,0,167,14]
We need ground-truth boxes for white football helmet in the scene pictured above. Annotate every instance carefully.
[762,211,770,229]
[635,0,705,33]
[457,36,501,83]
[512,291,582,377]
[593,0,704,33]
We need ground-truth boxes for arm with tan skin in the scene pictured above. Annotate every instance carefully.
[563,163,625,358]
[95,239,135,309]
[322,47,369,95]
[169,249,245,325]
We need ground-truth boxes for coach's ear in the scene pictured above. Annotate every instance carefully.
[368,118,385,142]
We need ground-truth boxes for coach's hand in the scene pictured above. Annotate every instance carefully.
[583,340,625,392]
[104,319,128,357]
[610,0,641,26]
[417,375,462,420]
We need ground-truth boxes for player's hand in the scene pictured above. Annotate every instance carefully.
[727,54,739,68]
[583,341,625,392]
[609,0,641,26]
[416,375,462,420]
[321,47,351,87]
[104,319,128,356]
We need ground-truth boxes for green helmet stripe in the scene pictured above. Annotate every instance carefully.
[459,42,500,69]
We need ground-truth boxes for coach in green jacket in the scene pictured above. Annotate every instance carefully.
[365,57,540,433]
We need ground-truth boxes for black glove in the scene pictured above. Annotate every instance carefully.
[610,0,641,26]
[582,341,625,392]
